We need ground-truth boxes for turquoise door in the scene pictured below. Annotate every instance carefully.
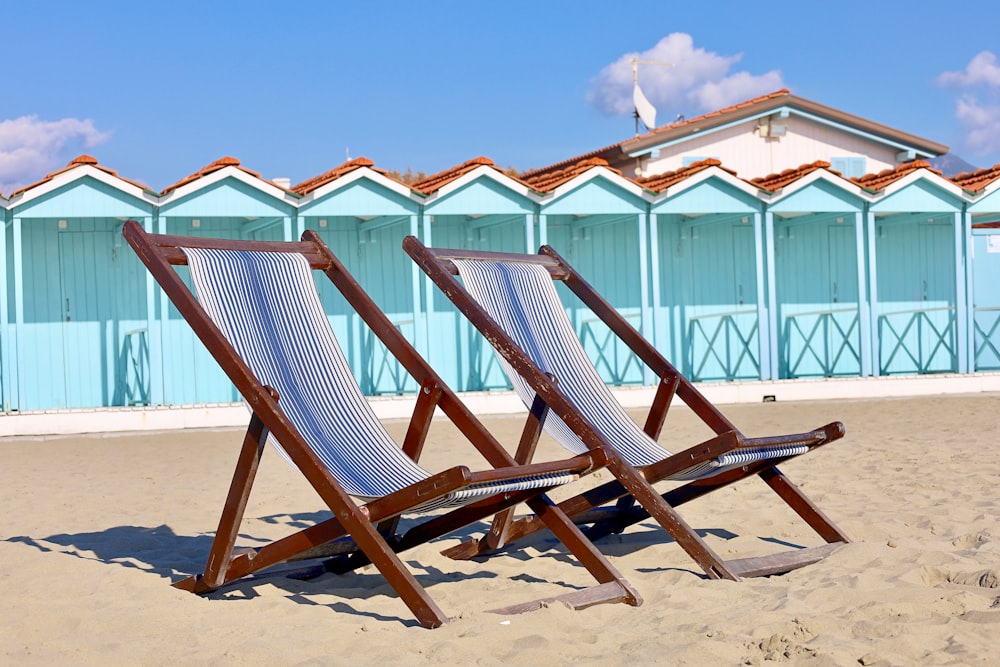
[876,222,957,374]
[778,223,861,377]
[684,223,760,381]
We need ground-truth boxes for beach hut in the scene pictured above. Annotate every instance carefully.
[756,162,870,379]
[856,161,968,375]
[3,156,156,410]
[954,164,1000,371]
[413,158,539,391]
[293,158,422,394]
[643,160,769,382]
[155,157,298,404]
[524,158,651,386]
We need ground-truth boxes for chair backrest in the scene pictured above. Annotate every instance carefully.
[452,258,670,467]
[183,246,430,499]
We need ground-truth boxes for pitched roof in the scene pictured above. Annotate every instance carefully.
[524,90,949,180]
[627,89,793,150]
[160,156,286,195]
[10,154,150,197]
[292,157,402,195]
[520,157,621,192]
[951,164,1000,193]
[851,160,942,191]
[518,142,625,184]
[635,158,737,192]
[410,157,528,195]
[751,161,841,192]
[623,90,948,158]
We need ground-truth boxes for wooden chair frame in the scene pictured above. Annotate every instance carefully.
[123,221,641,629]
[404,236,850,581]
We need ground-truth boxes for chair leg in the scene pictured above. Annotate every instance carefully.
[759,466,850,544]
[524,494,642,606]
[198,412,270,590]
[603,457,740,581]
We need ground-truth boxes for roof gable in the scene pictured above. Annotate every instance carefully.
[952,163,1000,194]
[8,155,154,204]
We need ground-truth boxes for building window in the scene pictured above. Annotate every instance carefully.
[830,157,866,178]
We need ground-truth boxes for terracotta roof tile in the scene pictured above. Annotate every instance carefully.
[851,160,941,191]
[520,90,793,182]
[951,164,1000,193]
[518,142,625,183]
[292,157,404,195]
[160,156,279,195]
[638,89,792,142]
[410,157,529,195]
[10,154,150,197]
[751,161,840,192]
[634,158,738,192]
[520,157,621,192]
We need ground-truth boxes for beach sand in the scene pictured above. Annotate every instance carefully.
[1,394,998,665]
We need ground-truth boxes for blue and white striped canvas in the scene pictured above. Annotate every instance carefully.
[182,247,575,512]
[452,259,810,481]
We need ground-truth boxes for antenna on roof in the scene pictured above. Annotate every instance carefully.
[631,57,673,136]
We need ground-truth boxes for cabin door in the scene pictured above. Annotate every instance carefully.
[58,230,117,407]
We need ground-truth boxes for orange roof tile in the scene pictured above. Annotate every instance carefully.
[410,157,529,195]
[640,89,792,142]
[634,158,738,192]
[518,142,625,184]
[292,157,404,195]
[951,164,1000,193]
[520,157,621,192]
[160,156,280,195]
[851,160,942,191]
[10,154,150,197]
[520,90,794,182]
[751,161,840,192]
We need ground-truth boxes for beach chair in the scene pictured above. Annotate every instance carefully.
[404,236,849,581]
[122,221,640,629]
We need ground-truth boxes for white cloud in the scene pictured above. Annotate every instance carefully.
[0,115,111,194]
[936,51,1000,161]
[587,33,785,123]
[937,51,1000,88]
[955,96,1000,156]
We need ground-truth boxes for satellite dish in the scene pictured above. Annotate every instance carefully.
[633,82,657,130]
[630,57,674,135]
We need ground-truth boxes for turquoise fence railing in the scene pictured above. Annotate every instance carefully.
[362,317,419,395]
[578,310,644,386]
[686,309,759,382]
[781,307,861,378]
[973,306,1000,371]
[878,306,956,374]
[119,327,150,406]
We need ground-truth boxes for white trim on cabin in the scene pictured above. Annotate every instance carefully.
[296,166,418,204]
[538,166,649,204]
[420,164,541,204]
[761,169,869,202]
[650,165,761,201]
[5,164,158,207]
[156,165,299,206]
[867,168,967,201]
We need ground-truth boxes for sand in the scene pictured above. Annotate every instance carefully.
[1,394,998,665]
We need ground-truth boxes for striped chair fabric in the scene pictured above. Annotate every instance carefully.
[452,259,810,481]
[182,247,576,512]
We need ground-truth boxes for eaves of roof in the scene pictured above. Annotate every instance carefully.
[9,154,153,198]
[622,90,949,158]
[951,163,1000,194]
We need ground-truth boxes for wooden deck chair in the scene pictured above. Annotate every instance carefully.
[122,221,641,629]
[404,236,850,581]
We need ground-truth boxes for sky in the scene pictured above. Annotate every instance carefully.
[2,0,999,194]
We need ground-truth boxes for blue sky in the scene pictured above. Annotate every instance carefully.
[2,1,999,193]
